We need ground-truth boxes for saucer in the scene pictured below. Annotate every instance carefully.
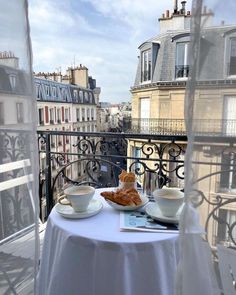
[145,203,182,224]
[105,194,149,211]
[55,199,103,219]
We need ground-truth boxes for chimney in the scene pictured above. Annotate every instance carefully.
[180,1,186,14]
[173,0,178,14]
[166,10,170,18]
[203,5,207,14]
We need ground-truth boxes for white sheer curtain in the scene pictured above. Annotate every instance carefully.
[0,0,39,294]
[178,0,236,294]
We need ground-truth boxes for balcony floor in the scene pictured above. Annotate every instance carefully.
[0,223,46,295]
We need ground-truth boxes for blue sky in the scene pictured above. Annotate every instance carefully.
[28,0,192,103]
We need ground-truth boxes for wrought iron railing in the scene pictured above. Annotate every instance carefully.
[125,118,236,137]
[37,130,187,220]
[175,65,189,78]
[1,128,236,247]
[130,118,186,135]
[36,130,236,248]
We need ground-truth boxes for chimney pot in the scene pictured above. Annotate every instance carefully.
[187,10,190,15]
[173,0,178,14]
[166,10,170,18]
[181,1,186,14]
[162,13,165,18]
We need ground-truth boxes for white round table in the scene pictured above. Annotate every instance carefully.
[37,188,179,295]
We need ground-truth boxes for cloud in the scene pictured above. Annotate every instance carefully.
[28,0,192,102]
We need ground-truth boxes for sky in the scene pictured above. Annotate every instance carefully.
[28,0,192,103]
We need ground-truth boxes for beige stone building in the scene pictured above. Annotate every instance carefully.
[129,1,236,246]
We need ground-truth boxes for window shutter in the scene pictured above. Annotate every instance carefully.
[45,106,49,123]
[62,106,64,121]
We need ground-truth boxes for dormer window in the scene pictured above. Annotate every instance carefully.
[229,37,236,76]
[9,74,16,89]
[175,42,189,78]
[141,49,151,83]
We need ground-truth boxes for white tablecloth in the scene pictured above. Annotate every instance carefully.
[37,188,179,295]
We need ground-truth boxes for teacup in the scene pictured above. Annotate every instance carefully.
[153,187,184,217]
[58,185,95,212]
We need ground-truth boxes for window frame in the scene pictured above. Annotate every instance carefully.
[141,49,152,84]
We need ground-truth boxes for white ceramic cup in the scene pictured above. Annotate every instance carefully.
[153,187,184,217]
[58,185,95,212]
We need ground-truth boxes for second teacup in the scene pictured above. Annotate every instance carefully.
[59,185,95,212]
[153,187,184,217]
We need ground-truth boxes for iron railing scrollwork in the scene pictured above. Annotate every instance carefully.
[0,130,35,241]
[37,131,187,221]
[37,131,236,248]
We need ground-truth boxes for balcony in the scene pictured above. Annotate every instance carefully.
[125,118,236,137]
[1,127,236,295]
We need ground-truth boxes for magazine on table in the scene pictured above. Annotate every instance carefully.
[120,210,179,233]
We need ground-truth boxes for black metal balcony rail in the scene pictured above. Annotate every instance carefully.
[0,128,236,248]
[175,65,189,78]
[126,118,236,137]
[37,130,187,220]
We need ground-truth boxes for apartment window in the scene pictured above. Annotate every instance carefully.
[229,38,236,76]
[38,108,44,125]
[91,108,94,120]
[76,108,80,122]
[52,86,57,97]
[49,108,54,124]
[73,90,78,99]
[89,92,93,103]
[224,96,236,136]
[45,106,49,124]
[175,42,189,78]
[0,103,4,124]
[141,49,151,82]
[79,91,83,103]
[82,108,85,121]
[219,153,236,191]
[16,102,24,123]
[217,209,236,245]
[87,109,90,121]
[45,85,50,96]
[84,92,89,103]
[65,108,69,122]
[9,74,16,90]
[57,108,61,123]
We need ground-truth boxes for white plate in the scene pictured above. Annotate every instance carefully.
[55,199,103,219]
[145,203,182,224]
[105,194,149,211]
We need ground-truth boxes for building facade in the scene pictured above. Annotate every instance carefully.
[130,1,236,246]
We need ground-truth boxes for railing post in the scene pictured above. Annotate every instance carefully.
[45,133,53,216]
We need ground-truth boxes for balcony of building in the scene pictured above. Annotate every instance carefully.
[1,127,236,294]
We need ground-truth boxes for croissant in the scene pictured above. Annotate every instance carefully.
[101,188,142,206]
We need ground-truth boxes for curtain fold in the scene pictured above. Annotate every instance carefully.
[0,0,39,293]
[178,0,236,294]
